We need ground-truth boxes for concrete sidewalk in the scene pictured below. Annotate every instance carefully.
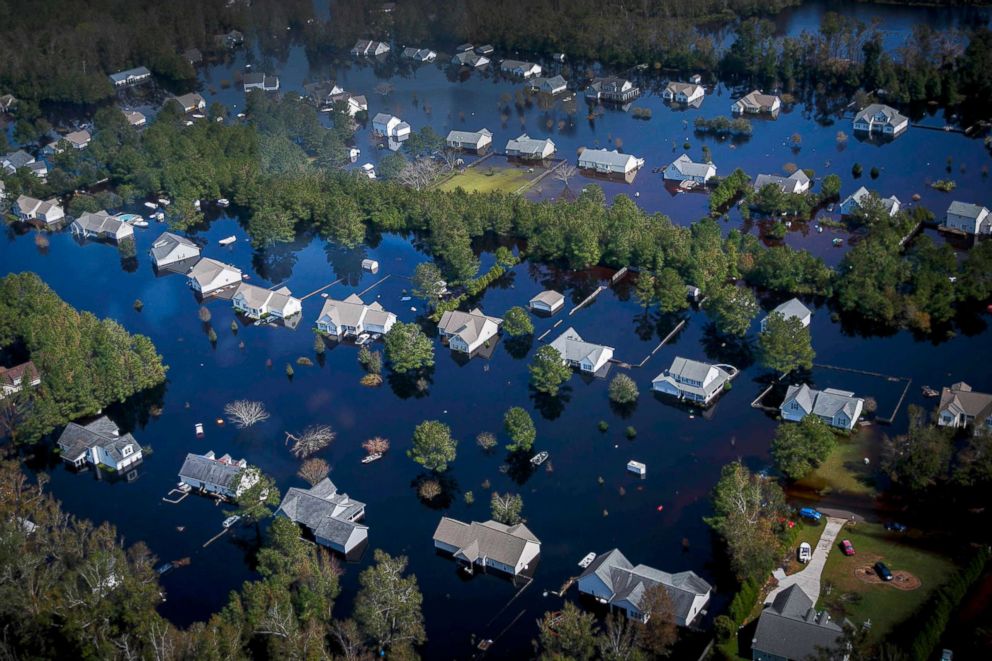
[766,516,846,605]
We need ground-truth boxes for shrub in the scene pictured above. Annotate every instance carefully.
[608,373,639,404]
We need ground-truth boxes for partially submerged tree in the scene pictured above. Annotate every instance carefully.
[353,550,426,656]
[758,312,815,374]
[771,417,836,480]
[538,602,598,661]
[502,306,534,336]
[636,584,678,656]
[362,436,390,455]
[490,491,524,525]
[230,469,281,525]
[384,322,435,374]
[411,261,446,303]
[529,345,572,396]
[409,420,457,472]
[285,424,336,458]
[297,457,330,486]
[476,431,498,452]
[224,400,270,428]
[504,406,536,453]
[608,373,640,404]
[705,285,759,337]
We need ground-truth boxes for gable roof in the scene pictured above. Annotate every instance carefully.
[579,148,642,169]
[318,294,390,328]
[770,298,812,322]
[947,201,990,220]
[735,89,779,110]
[74,211,131,237]
[188,258,242,287]
[108,66,151,84]
[179,452,246,489]
[549,327,613,366]
[150,232,198,262]
[276,478,367,546]
[937,382,992,419]
[57,416,138,464]
[667,153,714,178]
[506,133,554,156]
[447,128,492,144]
[842,186,901,213]
[433,517,540,567]
[784,383,862,419]
[530,290,564,307]
[438,308,502,345]
[854,103,907,127]
[0,360,40,387]
[754,169,809,194]
[752,585,843,660]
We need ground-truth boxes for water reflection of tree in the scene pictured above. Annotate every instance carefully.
[503,452,536,486]
[323,242,369,287]
[608,398,638,420]
[503,335,534,360]
[252,234,310,283]
[387,367,434,399]
[530,386,572,420]
[701,322,755,369]
[411,473,458,509]
[104,381,168,433]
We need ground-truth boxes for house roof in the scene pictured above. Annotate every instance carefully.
[735,89,780,110]
[433,518,540,567]
[0,360,39,387]
[150,232,199,262]
[854,103,907,127]
[57,416,138,464]
[588,77,634,94]
[549,327,613,366]
[276,478,367,546]
[318,294,391,328]
[447,129,492,144]
[108,66,151,83]
[653,356,731,399]
[668,153,714,178]
[122,110,146,125]
[665,81,703,97]
[531,75,566,89]
[188,258,242,287]
[3,150,35,169]
[501,59,538,72]
[843,186,901,213]
[74,211,130,236]
[783,384,863,419]
[530,290,564,307]
[438,308,502,345]
[754,170,809,194]
[770,298,811,323]
[947,201,990,220]
[174,92,205,110]
[506,134,554,156]
[579,148,642,169]
[752,585,843,660]
[179,452,246,489]
[938,382,992,419]
[64,130,91,147]
[372,112,398,125]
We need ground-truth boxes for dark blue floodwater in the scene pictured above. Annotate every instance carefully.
[3,3,992,658]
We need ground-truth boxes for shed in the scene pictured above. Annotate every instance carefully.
[361,259,379,273]
[627,460,647,476]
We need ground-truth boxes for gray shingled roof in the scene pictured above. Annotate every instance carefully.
[276,478,367,547]
[770,298,811,323]
[179,453,243,489]
[530,290,564,308]
[947,201,989,220]
[433,518,540,567]
[505,133,554,156]
[938,382,992,419]
[579,148,642,169]
[854,103,907,127]
[752,585,843,660]
[668,154,714,178]
[754,170,809,194]
[549,327,613,366]
[57,416,138,463]
[438,308,502,345]
[150,232,199,263]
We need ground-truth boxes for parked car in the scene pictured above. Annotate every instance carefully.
[840,539,856,556]
[799,507,822,522]
[798,542,812,563]
[874,561,893,581]
[885,522,908,533]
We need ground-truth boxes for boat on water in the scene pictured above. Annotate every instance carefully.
[921,386,939,398]
[194,422,204,437]
[578,552,597,568]
[218,236,237,246]
[143,201,158,210]
[362,453,383,464]
[832,238,844,246]
[530,451,550,466]
[217,198,230,207]
[154,211,165,221]
[158,197,171,206]
[222,515,241,529]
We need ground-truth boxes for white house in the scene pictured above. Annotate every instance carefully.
[663,82,704,105]
[839,186,901,217]
[529,290,565,314]
[108,66,151,87]
[577,148,645,175]
[437,308,502,353]
[944,201,991,235]
[731,90,781,115]
[451,51,490,68]
[780,384,864,430]
[1,149,36,174]
[0,360,41,399]
[433,518,541,577]
[585,77,639,103]
[351,40,390,57]
[500,59,542,78]
[935,382,992,435]
[446,128,493,152]
[527,75,567,95]
[760,298,812,331]
[122,110,147,127]
[179,450,258,499]
[275,478,368,554]
[173,92,206,113]
[14,195,65,225]
[577,549,712,627]
[243,72,280,92]
[57,417,142,472]
[232,283,303,320]
[652,357,736,406]
[753,170,810,195]
[663,154,716,184]
[149,232,200,268]
[71,211,134,243]
[187,258,243,295]
[60,130,92,150]
[505,134,555,160]
[853,103,908,137]
[401,47,436,62]
[372,113,411,139]
[549,327,614,374]
[316,294,396,337]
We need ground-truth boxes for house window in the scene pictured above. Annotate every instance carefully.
[122,445,133,457]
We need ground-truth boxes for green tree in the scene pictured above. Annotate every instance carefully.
[882,410,953,493]
[538,602,598,661]
[705,285,759,337]
[771,417,836,480]
[655,268,689,314]
[409,420,458,472]
[504,406,536,452]
[634,273,656,308]
[230,469,281,525]
[384,322,435,374]
[758,312,815,373]
[529,345,572,396]
[490,491,524,525]
[354,550,426,655]
[608,373,639,404]
[502,306,534,336]
[411,261,446,303]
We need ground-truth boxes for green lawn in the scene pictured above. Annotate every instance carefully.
[817,522,956,641]
[436,165,535,194]
[796,429,879,497]
[784,519,827,576]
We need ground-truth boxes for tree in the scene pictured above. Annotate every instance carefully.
[634,273,656,308]
[538,602,597,661]
[504,406,536,452]
[529,345,572,396]
[554,162,578,190]
[411,262,446,303]
[771,417,836,480]
[362,437,390,455]
[705,285,759,337]
[354,550,426,655]
[231,469,281,524]
[502,306,534,336]
[608,374,640,404]
[490,492,524,525]
[297,458,330,486]
[597,614,643,661]
[285,425,335,458]
[476,431,498,451]
[882,411,953,493]
[384,322,435,374]
[636,584,678,656]
[409,420,457,472]
[655,268,689,314]
[758,312,815,373]
[224,400,270,428]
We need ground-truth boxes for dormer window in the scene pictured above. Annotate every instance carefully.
[122,445,133,457]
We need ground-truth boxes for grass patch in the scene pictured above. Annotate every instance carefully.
[817,522,956,641]
[796,430,878,497]
[783,519,827,576]
[437,166,535,194]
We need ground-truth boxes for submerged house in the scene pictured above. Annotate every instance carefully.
[839,186,901,217]
[935,382,992,435]
[585,77,639,103]
[243,72,280,92]
[232,283,302,320]
[549,327,614,374]
[529,290,565,314]
[14,195,65,225]
[662,82,704,105]
[275,478,368,554]
[372,113,411,139]
[751,585,844,661]
[451,50,490,67]
[57,417,142,471]
[780,384,865,430]
[760,298,812,331]
[108,66,151,87]
[178,450,258,499]
[944,201,991,235]
[577,148,645,175]
[753,170,810,195]
[149,232,200,268]
[437,308,502,354]
[577,549,712,627]
[316,294,396,338]
[731,90,780,115]
[44,130,92,153]
[304,83,368,116]
[187,258,243,295]
[500,59,542,78]
[71,211,134,243]
[351,40,390,57]
[432,517,541,577]
[652,357,735,406]
[505,134,555,160]
[401,47,436,62]
[527,75,567,95]
[663,154,716,184]
[446,128,493,152]
[173,92,206,113]
[0,360,41,399]
[123,110,147,127]
[853,103,908,137]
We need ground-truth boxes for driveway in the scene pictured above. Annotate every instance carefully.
[766,516,846,605]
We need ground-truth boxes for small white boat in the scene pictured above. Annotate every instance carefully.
[154,211,165,221]
[133,218,149,228]
[578,552,597,568]
[217,198,230,207]
[530,451,550,466]
[355,333,371,346]
[184,120,193,126]
[144,201,158,210]
[798,542,812,563]
[158,198,171,206]
[222,515,241,529]
[194,423,204,437]
[192,113,205,119]
[362,453,383,464]
[194,200,201,210]
[218,236,237,246]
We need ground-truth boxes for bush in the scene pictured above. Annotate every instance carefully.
[598,420,609,432]
[714,615,736,643]
[608,373,639,404]
[728,577,761,624]
[625,426,637,439]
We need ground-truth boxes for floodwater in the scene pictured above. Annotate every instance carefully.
[3,2,992,658]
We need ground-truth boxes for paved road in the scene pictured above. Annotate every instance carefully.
[766,516,847,605]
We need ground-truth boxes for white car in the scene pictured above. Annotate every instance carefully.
[798,542,812,563]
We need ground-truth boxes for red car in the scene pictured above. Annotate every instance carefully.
[840,539,856,556]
